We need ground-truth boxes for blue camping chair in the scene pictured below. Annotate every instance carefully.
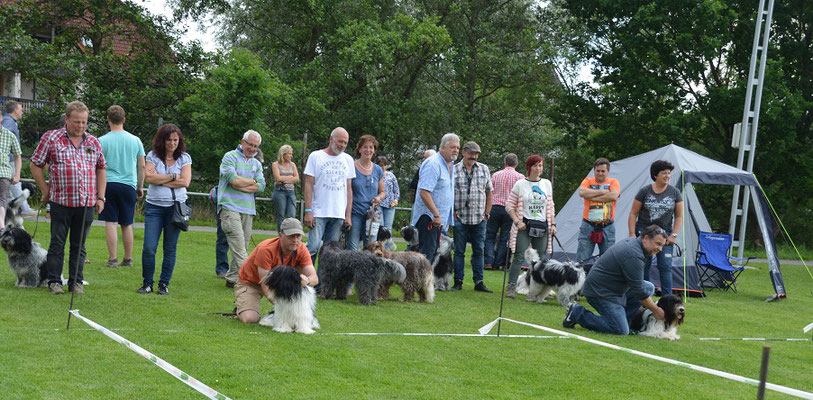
[695,232,755,293]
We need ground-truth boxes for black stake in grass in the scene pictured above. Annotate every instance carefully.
[496,249,512,337]
[67,205,91,330]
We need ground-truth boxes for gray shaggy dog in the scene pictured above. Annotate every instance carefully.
[318,241,407,305]
[0,226,47,287]
[364,242,435,303]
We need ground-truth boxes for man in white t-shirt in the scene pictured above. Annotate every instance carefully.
[303,127,355,276]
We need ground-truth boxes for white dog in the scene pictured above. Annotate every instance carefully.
[259,266,320,334]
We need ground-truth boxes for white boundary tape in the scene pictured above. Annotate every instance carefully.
[69,310,231,400]
[481,317,813,400]
[326,332,570,338]
[699,337,810,342]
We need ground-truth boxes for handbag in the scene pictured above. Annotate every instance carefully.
[523,217,548,238]
[171,188,191,231]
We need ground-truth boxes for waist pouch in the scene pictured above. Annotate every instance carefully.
[523,218,547,238]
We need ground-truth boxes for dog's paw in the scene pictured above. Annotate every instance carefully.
[274,326,293,333]
[298,328,315,334]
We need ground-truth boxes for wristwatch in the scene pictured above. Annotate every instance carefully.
[670,233,678,237]
[97,197,106,203]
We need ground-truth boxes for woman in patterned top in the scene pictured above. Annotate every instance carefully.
[376,155,400,250]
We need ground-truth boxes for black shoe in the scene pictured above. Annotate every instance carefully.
[451,281,463,291]
[225,280,235,288]
[563,303,577,329]
[157,283,169,295]
[474,282,493,293]
[137,284,153,294]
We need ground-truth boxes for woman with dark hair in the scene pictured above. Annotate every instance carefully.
[346,134,385,250]
[376,155,399,250]
[504,154,556,298]
[138,124,192,295]
[627,159,683,295]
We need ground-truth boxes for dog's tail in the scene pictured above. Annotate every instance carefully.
[516,271,530,295]
[524,247,540,267]
[9,189,30,210]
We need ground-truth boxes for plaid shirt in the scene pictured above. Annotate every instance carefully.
[30,127,106,207]
[0,127,21,179]
[491,166,524,206]
[454,161,492,225]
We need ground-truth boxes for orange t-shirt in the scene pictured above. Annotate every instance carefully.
[580,177,620,222]
[238,238,313,285]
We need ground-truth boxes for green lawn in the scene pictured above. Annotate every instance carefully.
[1,222,811,399]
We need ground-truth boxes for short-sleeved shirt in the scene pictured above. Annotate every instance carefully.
[410,153,455,227]
[582,237,653,305]
[99,130,145,189]
[491,166,524,206]
[634,184,682,230]
[510,179,552,222]
[145,151,192,207]
[238,237,313,285]
[580,177,621,222]
[350,163,384,216]
[454,161,492,225]
[0,127,21,179]
[303,150,355,219]
[30,127,106,208]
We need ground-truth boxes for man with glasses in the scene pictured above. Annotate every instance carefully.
[218,130,267,288]
[563,225,667,335]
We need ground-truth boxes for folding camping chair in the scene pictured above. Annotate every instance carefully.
[695,231,755,293]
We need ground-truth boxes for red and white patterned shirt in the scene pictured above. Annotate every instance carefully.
[491,166,525,206]
[30,127,106,207]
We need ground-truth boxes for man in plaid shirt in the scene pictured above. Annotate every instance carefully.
[484,153,524,270]
[30,101,106,295]
[0,124,22,229]
[452,141,493,292]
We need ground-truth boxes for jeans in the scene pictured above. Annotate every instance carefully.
[576,220,616,262]
[308,217,344,289]
[571,281,655,335]
[508,228,548,285]
[215,215,229,275]
[271,188,297,232]
[141,203,182,286]
[484,205,512,267]
[221,209,254,284]
[453,220,486,284]
[415,214,440,263]
[346,212,369,251]
[637,225,674,295]
[46,203,94,285]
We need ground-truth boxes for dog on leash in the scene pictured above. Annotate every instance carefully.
[318,241,407,305]
[432,234,453,291]
[5,189,31,229]
[1,226,47,287]
[364,242,435,303]
[400,226,419,248]
[259,266,319,334]
[521,247,587,307]
[629,294,685,340]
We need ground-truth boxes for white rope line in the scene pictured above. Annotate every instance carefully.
[699,337,810,342]
[69,310,231,400]
[484,317,813,400]
[324,332,570,338]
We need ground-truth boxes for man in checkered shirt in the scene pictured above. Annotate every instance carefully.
[30,101,107,295]
[451,141,493,292]
[484,153,524,271]
[0,124,22,229]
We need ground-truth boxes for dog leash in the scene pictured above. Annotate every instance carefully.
[551,233,575,263]
[31,202,45,240]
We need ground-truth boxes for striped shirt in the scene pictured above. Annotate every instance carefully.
[30,127,106,207]
[217,147,266,215]
[453,161,492,225]
[505,179,555,254]
[491,166,524,206]
[0,127,21,179]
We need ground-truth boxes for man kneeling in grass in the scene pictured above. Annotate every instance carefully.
[233,218,318,323]
[563,225,666,334]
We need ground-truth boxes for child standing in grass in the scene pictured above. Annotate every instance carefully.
[0,125,21,229]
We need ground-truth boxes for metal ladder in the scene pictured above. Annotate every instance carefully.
[729,0,775,260]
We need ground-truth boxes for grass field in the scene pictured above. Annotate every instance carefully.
[1,221,811,399]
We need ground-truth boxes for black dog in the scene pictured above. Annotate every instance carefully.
[0,227,47,287]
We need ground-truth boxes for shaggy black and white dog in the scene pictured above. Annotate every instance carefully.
[432,234,453,291]
[259,266,319,334]
[519,247,587,307]
[629,294,685,340]
[400,225,419,248]
[5,189,31,229]
[1,226,47,287]
[318,241,407,305]
[365,242,435,303]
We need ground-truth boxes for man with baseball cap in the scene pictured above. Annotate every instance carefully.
[233,218,317,324]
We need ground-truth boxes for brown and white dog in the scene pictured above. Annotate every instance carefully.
[364,242,435,303]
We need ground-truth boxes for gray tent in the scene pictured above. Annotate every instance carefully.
[553,144,786,298]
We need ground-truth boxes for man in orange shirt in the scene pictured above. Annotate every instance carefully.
[234,218,318,324]
[577,158,620,262]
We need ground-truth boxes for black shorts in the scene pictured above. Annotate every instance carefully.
[98,182,137,225]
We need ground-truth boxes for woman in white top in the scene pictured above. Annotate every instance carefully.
[271,144,300,232]
[505,154,556,298]
[138,124,192,296]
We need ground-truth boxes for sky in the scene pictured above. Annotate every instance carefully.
[137,0,219,52]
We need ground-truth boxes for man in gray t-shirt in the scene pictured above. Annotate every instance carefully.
[563,225,667,335]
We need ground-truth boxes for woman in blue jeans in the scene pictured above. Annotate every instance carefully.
[376,156,399,250]
[138,124,192,295]
[347,135,385,250]
[271,144,299,232]
[627,160,683,295]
